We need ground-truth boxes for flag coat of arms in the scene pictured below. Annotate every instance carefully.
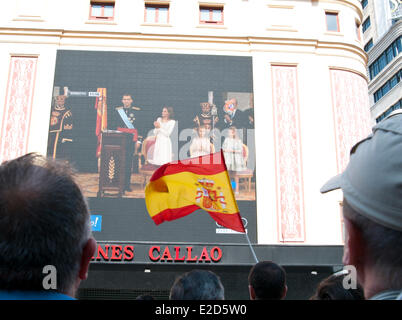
[145,151,245,233]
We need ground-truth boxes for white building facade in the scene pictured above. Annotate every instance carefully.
[0,0,372,299]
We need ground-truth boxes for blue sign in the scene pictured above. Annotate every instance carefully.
[90,215,102,232]
[230,179,236,190]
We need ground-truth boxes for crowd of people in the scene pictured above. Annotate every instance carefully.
[0,109,401,300]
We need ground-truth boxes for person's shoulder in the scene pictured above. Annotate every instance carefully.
[0,290,75,300]
[370,290,402,300]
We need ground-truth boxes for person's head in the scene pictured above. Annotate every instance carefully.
[310,271,365,300]
[162,106,174,120]
[223,98,237,117]
[55,95,66,107]
[248,261,287,300]
[228,126,238,138]
[197,126,207,138]
[0,153,97,298]
[341,198,402,298]
[122,94,133,108]
[320,111,402,298]
[200,102,211,114]
[169,269,224,300]
[228,98,238,108]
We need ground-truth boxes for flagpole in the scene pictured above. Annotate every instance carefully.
[244,231,259,263]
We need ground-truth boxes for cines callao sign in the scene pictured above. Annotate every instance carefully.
[91,244,223,264]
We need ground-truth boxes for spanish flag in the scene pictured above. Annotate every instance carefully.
[145,150,245,233]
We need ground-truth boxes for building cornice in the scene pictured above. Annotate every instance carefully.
[0,27,367,64]
[329,65,368,82]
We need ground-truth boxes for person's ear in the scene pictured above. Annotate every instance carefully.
[78,237,97,280]
[248,285,256,300]
[282,285,288,300]
[343,218,365,284]
[342,218,351,266]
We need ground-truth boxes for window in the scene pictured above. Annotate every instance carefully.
[199,6,224,25]
[385,46,394,62]
[374,70,402,103]
[325,12,339,32]
[362,16,371,33]
[376,99,402,123]
[90,2,115,20]
[145,3,169,24]
[361,0,368,9]
[378,54,387,69]
[364,39,373,52]
[369,37,402,79]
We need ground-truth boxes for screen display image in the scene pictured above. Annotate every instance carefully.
[49,50,256,243]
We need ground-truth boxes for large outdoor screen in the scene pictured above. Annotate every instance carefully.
[49,50,256,243]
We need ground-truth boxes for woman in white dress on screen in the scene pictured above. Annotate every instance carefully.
[149,106,176,166]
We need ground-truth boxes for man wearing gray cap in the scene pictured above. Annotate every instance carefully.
[320,110,402,300]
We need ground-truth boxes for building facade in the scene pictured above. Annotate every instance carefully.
[361,0,402,123]
[0,0,371,299]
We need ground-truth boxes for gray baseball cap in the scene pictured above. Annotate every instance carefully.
[320,110,402,231]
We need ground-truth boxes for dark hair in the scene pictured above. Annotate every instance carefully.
[169,269,224,300]
[0,153,91,293]
[343,198,402,290]
[310,272,365,300]
[248,261,286,300]
[164,106,174,120]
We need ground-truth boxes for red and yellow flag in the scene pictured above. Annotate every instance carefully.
[145,151,245,233]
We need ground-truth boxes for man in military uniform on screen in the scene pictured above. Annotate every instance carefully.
[111,94,143,192]
[193,102,219,131]
[47,94,73,161]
